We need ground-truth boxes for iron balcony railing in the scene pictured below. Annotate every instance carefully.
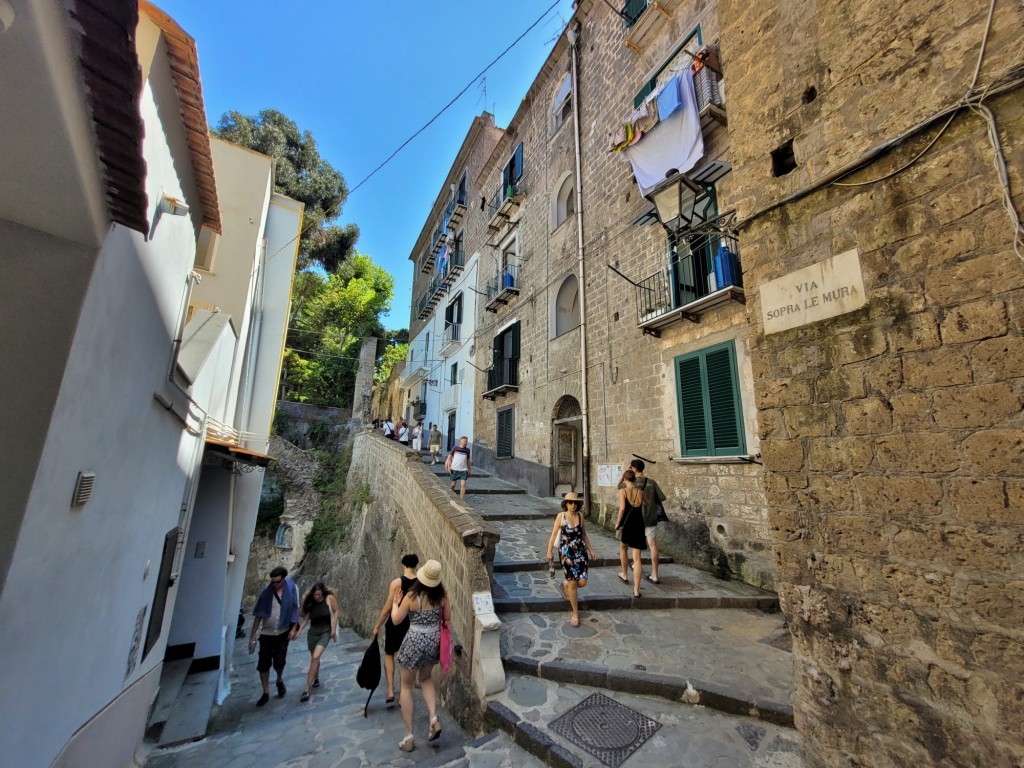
[416,271,447,319]
[443,322,461,347]
[622,0,649,26]
[489,182,520,217]
[486,357,519,393]
[441,244,464,286]
[636,241,743,326]
[485,264,520,306]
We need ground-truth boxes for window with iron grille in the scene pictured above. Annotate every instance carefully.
[497,406,515,458]
[674,341,746,456]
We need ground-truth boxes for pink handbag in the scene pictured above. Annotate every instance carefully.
[439,615,453,674]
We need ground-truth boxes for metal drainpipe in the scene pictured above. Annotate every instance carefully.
[568,22,592,510]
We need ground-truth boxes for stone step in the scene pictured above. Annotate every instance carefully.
[145,658,191,741]
[493,555,671,573]
[494,516,680,564]
[157,669,219,747]
[486,674,803,768]
[500,608,794,726]
[492,562,779,613]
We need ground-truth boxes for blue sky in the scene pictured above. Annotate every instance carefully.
[156,0,577,330]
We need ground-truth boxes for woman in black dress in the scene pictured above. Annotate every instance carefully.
[371,553,419,705]
[616,470,648,598]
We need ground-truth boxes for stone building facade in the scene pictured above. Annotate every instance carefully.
[467,0,774,587]
[714,0,1024,764]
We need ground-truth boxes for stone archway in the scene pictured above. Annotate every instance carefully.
[551,395,582,495]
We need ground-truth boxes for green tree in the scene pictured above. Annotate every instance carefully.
[283,253,397,405]
[375,341,409,385]
[212,109,359,272]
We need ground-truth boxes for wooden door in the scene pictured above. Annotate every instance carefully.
[555,426,577,487]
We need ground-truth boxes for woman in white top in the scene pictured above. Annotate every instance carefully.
[411,421,423,451]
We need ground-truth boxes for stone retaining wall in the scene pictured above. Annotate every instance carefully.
[340,430,504,725]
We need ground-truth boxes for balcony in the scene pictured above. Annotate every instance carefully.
[443,382,459,411]
[446,187,467,230]
[483,357,519,400]
[440,322,462,354]
[487,182,522,231]
[635,239,744,336]
[418,249,434,274]
[440,244,464,288]
[400,362,428,387]
[412,399,427,420]
[431,225,447,256]
[416,272,447,320]
[623,0,685,54]
[484,264,521,313]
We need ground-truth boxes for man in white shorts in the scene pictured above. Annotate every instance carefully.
[445,436,472,498]
[631,459,667,584]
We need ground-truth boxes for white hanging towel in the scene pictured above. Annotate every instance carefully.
[623,73,704,196]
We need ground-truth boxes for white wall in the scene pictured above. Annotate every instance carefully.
[0,41,212,766]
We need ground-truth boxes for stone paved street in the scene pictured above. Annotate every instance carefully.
[143,631,545,768]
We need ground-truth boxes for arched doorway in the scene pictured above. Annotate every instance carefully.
[551,395,582,496]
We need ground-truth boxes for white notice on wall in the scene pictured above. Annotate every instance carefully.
[759,249,867,335]
[597,464,622,487]
[472,592,495,616]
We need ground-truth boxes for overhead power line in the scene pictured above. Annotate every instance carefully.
[267,1,563,265]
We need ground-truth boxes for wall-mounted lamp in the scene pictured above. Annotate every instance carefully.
[645,170,703,235]
[158,195,190,217]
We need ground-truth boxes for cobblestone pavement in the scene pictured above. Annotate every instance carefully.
[143,632,544,768]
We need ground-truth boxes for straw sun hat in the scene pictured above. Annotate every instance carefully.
[560,492,584,511]
[416,559,442,588]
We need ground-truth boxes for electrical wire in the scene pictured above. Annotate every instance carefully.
[264,1,563,266]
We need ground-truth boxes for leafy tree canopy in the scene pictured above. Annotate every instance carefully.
[283,253,401,406]
[375,341,408,385]
[212,109,359,272]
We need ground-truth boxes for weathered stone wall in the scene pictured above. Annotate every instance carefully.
[274,401,350,449]
[718,0,1024,763]
[307,432,501,729]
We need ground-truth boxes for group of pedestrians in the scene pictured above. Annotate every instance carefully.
[546,458,667,625]
[249,556,450,754]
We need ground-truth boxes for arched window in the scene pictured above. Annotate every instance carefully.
[553,173,575,230]
[553,274,580,337]
[551,73,572,132]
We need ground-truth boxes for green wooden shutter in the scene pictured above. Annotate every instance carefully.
[513,143,524,184]
[675,342,746,456]
[507,322,520,359]
[705,347,744,454]
[677,356,709,454]
[497,408,514,458]
[633,78,656,108]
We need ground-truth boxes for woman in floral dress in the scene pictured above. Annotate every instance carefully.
[546,492,597,627]
[391,560,450,753]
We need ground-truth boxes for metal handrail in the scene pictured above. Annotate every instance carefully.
[487,357,519,391]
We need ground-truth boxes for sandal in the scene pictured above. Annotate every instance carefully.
[616,573,629,584]
[300,691,310,703]
[385,695,395,706]
[633,591,642,599]
[428,717,443,741]
[646,576,660,584]
[570,615,580,627]
[398,735,415,752]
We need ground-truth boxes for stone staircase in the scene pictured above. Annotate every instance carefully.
[425,457,804,767]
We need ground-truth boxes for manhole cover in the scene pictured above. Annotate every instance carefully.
[549,692,661,767]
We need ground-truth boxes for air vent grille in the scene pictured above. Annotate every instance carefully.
[71,472,96,507]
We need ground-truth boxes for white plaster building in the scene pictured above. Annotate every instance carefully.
[0,2,301,765]
[403,114,504,451]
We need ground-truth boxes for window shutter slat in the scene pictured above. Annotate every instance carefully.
[513,143,524,183]
[705,348,743,453]
[678,357,708,453]
[497,409,514,458]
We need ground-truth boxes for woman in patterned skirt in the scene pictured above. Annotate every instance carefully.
[546,492,597,627]
[391,559,450,753]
